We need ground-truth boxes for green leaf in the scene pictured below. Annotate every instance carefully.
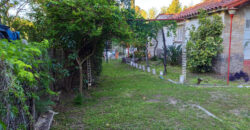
[0,120,6,130]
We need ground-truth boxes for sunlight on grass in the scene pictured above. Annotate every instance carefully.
[52,60,250,129]
[138,60,244,86]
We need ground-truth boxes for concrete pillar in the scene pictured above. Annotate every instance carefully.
[147,67,151,72]
[160,71,164,76]
[179,75,185,84]
[142,65,145,71]
[182,44,187,81]
[152,69,156,75]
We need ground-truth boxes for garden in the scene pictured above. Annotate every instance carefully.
[0,0,249,129]
[130,10,250,87]
[51,61,250,129]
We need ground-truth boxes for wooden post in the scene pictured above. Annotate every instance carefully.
[162,28,167,75]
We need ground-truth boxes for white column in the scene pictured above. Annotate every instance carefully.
[147,67,151,72]
[152,69,156,75]
[142,65,145,71]
[160,71,163,76]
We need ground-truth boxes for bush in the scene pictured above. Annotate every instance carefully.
[164,45,182,65]
[134,51,145,59]
[187,10,224,72]
[229,71,249,82]
[0,39,54,129]
[73,94,84,105]
[150,56,158,61]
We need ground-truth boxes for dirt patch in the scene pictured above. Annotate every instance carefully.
[153,94,162,98]
[99,97,112,101]
[168,97,178,105]
[209,91,229,101]
[146,99,160,103]
[229,109,250,118]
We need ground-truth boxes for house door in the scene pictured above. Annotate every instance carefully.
[243,8,250,73]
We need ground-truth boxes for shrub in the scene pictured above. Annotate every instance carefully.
[229,71,249,82]
[164,45,182,65]
[134,51,145,59]
[0,39,54,129]
[73,94,84,105]
[187,10,224,72]
[150,56,158,61]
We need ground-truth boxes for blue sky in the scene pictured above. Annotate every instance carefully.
[135,0,202,13]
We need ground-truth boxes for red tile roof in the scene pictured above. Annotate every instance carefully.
[162,0,250,19]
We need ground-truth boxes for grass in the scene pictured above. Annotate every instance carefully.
[138,60,245,86]
[52,60,250,129]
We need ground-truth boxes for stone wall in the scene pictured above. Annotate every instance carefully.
[214,8,246,75]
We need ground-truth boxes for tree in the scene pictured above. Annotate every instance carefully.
[118,0,135,9]
[187,10,224,72]
[11,18,37,40]
[183,5,188,11]
[124,8,177,73]
[161,22,177,75]
[160,6,168,14]
[140,9,148,19]
[148,21,163,57]
[0,0,31,26]
[148,8,157,19]
[167,0,182,14]
[135,6,141,13]
[42,0,130,95]
[131,0,135,9]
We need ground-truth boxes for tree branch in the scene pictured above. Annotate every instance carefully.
[80,44,97,65]
[76,44,97,65]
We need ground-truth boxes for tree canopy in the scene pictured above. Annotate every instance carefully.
[148,8,157,19]
[160,6,168,14]
[167,0,182,14]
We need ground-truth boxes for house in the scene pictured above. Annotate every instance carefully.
[149,0,250,75]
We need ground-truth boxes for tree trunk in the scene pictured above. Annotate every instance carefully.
[76,45,97,95]
[79,65,83,95]
[105,41,108,63]
[127,45,130,58]
[153,39,159,57]
[162,28,167,75]
[145,42,149,67]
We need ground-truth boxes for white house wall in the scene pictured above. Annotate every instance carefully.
[184,18,199,42]
[148,27,174,57]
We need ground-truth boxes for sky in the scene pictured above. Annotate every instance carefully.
[135,0,202,13]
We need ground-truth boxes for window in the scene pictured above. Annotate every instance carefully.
[246,19,250,29]
[175,26,184,42]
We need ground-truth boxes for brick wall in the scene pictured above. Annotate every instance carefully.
[214,7,248,75]
[244,60,250,74]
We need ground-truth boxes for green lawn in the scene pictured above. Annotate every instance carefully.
[138,60,243,86]
[52,60,250,129]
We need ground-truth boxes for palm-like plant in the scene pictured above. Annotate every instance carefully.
[164,44,182,65]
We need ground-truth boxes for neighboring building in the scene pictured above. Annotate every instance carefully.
[149,0,250,75]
